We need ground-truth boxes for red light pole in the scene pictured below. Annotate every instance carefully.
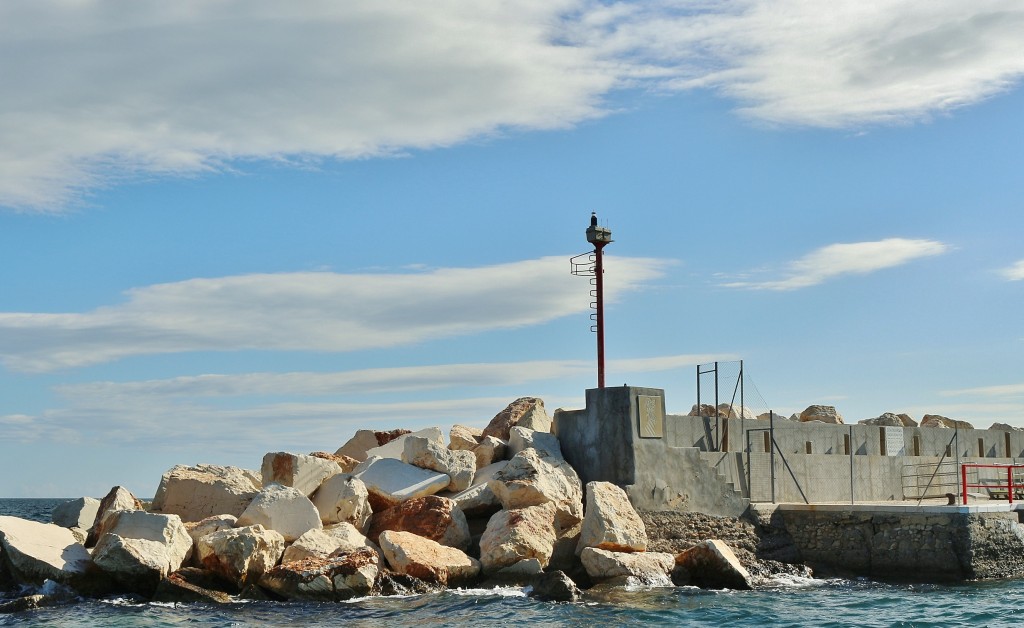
[586,213,612,388]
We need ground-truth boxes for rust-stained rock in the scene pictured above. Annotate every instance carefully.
[259,547,379,601]
[310,452,360,473]
[367,496,470,551]
[152,567,234,603]
[281,523,379,564]
[196,524,285,590]
[378,530,480,587]
[352,457,450,511]
[482,397,547,442]
[261,452,342,497]
[479,502,557,574]
[799,405,844,425]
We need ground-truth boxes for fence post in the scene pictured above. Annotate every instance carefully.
[961,464,968,506]
[849,424,854,504]
[770,410,776,504]
[1009,466,1014,505]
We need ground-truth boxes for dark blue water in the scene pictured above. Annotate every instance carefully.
[4,499,1024,627]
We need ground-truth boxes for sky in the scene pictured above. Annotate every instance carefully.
[1,1,1023,498]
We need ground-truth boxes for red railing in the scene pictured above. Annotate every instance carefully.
[961,464,1024,505]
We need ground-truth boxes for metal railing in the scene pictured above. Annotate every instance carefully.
[961,463,1024,505]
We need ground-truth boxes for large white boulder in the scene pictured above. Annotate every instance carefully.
[378,530,480,587]
[352,457,451,511]
[151,464,261,522]
[472,436,507,468]
[479,502,557,574]
[237,484,322,543]
[51,497,100,531]
[282,523,379,564]
[674,540,753,590]
[488,449,583,527]
[0,516,93,588]
[311,474,372,531]
[482,398,548,441]
[508,426,563,459]
[448,425,483,451]
[365,427,444,460]
[442,460,507,516]
[577,481,647,555]
[799,405,844,425]
[580,547,675,585]
[91,511,193,595]
[196,524,285,589]
[335,430,384,462]
[261,452,342,497]
[87,486,144,546]
[402,436,475,492]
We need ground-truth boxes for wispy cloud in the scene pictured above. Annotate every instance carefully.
[941,383,1024,398]
[721,238,949,290]
[3,2,1023,211]
[999,260,1024,281]
[0,256,669,372]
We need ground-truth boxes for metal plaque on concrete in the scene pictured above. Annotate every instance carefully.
[637,395,664,439]
[884,426,905,456]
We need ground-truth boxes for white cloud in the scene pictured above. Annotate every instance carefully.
[0,255,668,372]
[3,2,1024,211]
[941,383,1024,398]
[999,260,1024,281]
[721,238,949,290]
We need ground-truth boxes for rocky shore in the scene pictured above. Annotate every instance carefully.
[1,397,765,612]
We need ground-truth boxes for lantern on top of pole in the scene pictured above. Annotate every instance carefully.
[570,213,613,388]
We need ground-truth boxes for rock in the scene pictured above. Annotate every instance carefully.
[352,457,451,511]
[689,404,724,418]
[0,516,93,589]
[185,514,237,544]
[87,486,145,547]
[152,567,234,603]
[449,425,483,451]
[237,484,322,543]
[402,436,475,492]
[516,402,552,433]
[335,430,382,462]
[196,524,285,589]
[756,412,775,421]
[365,427,444,460]
[789,413,800,421]
[93,511,193,582]
[472,435,507,468]
[530,570,581,602]
[151,464,260,522]
[488,449,584,528]
[310,451,360,473]
[482,397,547,441]
[579,547,674,585]
[367,496,470,551]
[0,594,48,613]
[799,405,844,425]
[479,502,557,574]
[577,481,647,555]
[508,426,562,459]
[311,474,372,531]
[259,547,380,601]
[860,413,904,427]
[674,539,753,590]
[281,523,379,564]
[261,452,343,497]
[922,414,974,429]
[51,497,100,532]
[378,530,481,587]
[990,423,1024,432]
[442,460,507,517]
[897,413,918,427]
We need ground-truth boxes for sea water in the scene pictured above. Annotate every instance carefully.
[3,499,1024,627]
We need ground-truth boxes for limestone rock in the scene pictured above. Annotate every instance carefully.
[152,567,234,603]
[151,464,260,522]
[185,514,237,544]
[367,496,470,551]
[310,451,360,473]
[259,547,380,601]
[449,425,483,451]
[197,524,285,589]
[577,481,647,555]
[261,452,342,497]
[352,457,451,511]
[366,427,444,460]
[87,486,145,547]
[0,516,93,588]
[282,523,379,564]
[403,436,475,492]
[472,435,507,468]
[674,540,753,590]
[51,497,100,532]
[311,474,372,531]
[96,510,192,569]
[508,426,562,459]
[378,530,480,587]
[922,414,974,429]
[516,402,552,433]
[442,460,507,517]
[335,430,382,462]
[580,547,674,585]
[482,397,547,441]
[92,535,180,596]
[990,423,1024,432]
[237,484,322,543]
[488,449,584,527]
[479,502,557,574]
[799,405,844,425]
[689,403,725,418]
[530,570,581,602]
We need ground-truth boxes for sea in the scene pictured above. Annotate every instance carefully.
[3,498,1024,627]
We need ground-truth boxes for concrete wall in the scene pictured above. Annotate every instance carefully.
[554,386,749,517]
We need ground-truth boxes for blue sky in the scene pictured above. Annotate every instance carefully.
[2,1,1023,498]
